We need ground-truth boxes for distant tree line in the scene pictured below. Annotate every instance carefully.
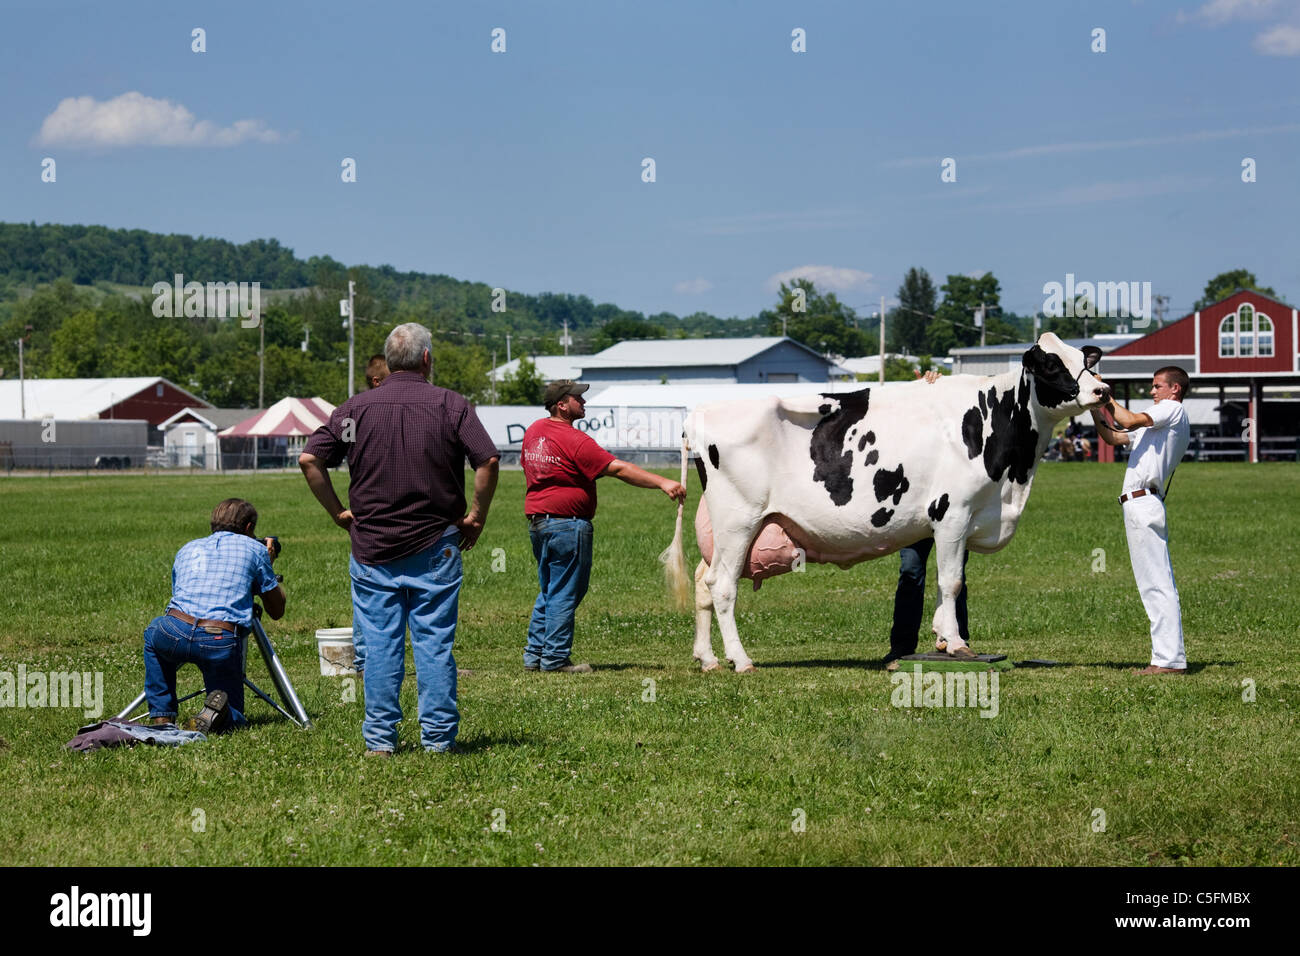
[0,222,1278,406]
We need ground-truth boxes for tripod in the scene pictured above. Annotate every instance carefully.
[115,606,312,729]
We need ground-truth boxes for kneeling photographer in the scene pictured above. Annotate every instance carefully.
[141,498,286,732]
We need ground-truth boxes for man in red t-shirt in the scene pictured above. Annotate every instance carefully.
[522,380,686,672]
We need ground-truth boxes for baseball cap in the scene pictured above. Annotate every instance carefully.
[543,379,590,408]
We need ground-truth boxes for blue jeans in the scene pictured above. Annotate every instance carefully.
[888,537,969,658]
[143,613,247,728]
[525,517,594,670]
[351,529,462,752]
[350,606,366,673]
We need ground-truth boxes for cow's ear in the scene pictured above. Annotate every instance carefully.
[1022,345,1049,375]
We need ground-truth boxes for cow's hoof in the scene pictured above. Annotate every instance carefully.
[934,638,949,652]
[733,661,756,674]
[948,646,977,660]
[699,659,722,672]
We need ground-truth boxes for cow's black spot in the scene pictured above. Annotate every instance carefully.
[809,389,870,506]
[928,493,950,522]
[978,390,986,418]
[818,403,832,416]
[857,434,868,452]
[871,507,893,527]
[708,444,720,469]
[979,376,1040,485]
[864,449,879,466]
[694,457,708,492]
[1022,345,1076,408]
[865,430,875,444]
[873,464,909,506]
[962,407,984,459]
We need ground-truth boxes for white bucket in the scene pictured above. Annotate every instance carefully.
[316,627,355,676]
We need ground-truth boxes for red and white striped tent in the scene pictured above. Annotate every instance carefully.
[218,397,335,439]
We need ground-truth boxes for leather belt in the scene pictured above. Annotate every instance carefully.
[1118,488,1160,505]
[527,514,588,526]
[167,608,237,634]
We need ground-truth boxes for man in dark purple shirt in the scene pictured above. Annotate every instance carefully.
[300,322,499,755]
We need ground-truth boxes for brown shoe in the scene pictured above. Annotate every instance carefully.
[364,748,393,758]
[1132,665,1186,675]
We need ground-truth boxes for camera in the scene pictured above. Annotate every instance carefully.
[266,535,282,560]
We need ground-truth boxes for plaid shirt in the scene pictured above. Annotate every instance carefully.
[302,371,499,565]
[168,531,279,628]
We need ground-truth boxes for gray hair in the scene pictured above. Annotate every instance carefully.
[385,323,433,374]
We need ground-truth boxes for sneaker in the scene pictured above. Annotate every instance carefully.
[544,660,593,673]
[188,690,230,734]
[364,748,393,758]
[425,743,464,754]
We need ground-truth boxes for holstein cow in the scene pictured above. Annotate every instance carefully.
[660,333,1112,672]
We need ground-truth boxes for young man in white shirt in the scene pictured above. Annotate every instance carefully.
[1091,366,1192,675]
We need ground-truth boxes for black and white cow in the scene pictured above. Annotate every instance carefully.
[660,333,1111,672]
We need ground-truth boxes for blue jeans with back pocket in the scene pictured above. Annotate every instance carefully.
[143,613,248,728]
[525,517,594,670]
[351,528,463,752]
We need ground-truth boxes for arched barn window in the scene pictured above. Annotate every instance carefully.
[1219,304,1274,358]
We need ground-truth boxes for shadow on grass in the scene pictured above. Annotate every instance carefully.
[591,663,670,672]
[1081,661,1237,673]
[756,659,880,670]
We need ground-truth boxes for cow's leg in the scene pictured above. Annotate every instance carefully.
[930,534,974,657]
[693,559,721,671]
[703,537,758,674]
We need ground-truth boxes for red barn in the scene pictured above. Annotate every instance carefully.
[1100,289,1299,462]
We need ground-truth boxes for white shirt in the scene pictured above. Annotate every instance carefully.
[1122,400,1190,495]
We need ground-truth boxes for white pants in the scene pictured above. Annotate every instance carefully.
[1123,494,1186,669]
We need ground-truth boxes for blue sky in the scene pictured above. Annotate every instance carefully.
[3,0,1299,323]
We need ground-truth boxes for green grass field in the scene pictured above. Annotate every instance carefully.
[1,463,1297,866]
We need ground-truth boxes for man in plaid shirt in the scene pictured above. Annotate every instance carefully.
[143,498,286,730]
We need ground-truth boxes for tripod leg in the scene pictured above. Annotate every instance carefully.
[250,617,312,729]
[114,690,148,721]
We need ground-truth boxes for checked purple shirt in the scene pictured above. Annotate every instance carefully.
[303,371,499,565]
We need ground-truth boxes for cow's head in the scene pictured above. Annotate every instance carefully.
[1022,333,1111,417]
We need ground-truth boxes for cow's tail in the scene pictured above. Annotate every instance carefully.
[658,429,691,610]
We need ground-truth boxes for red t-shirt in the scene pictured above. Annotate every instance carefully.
[522,418,616,519]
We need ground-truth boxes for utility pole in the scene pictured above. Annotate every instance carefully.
[347,279,356,397]
[560,318,571,356]
[977,301,986,347]
[301,324,310,354]
[878,295,886,385]
[258,317,265,410]
[491,350,498,403]
[15,335,25,419]
[506,332,512,365]
[1153,294,1169,329]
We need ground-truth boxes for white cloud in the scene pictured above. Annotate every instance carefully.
[1184,0,1280,24]
[1254,22,1300,51]
[764,265,874,294]
[35,92,285,148]
[673,277,712,294]
[883,123,1300,168]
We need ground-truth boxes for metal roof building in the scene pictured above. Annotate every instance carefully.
[0,376,211,425]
